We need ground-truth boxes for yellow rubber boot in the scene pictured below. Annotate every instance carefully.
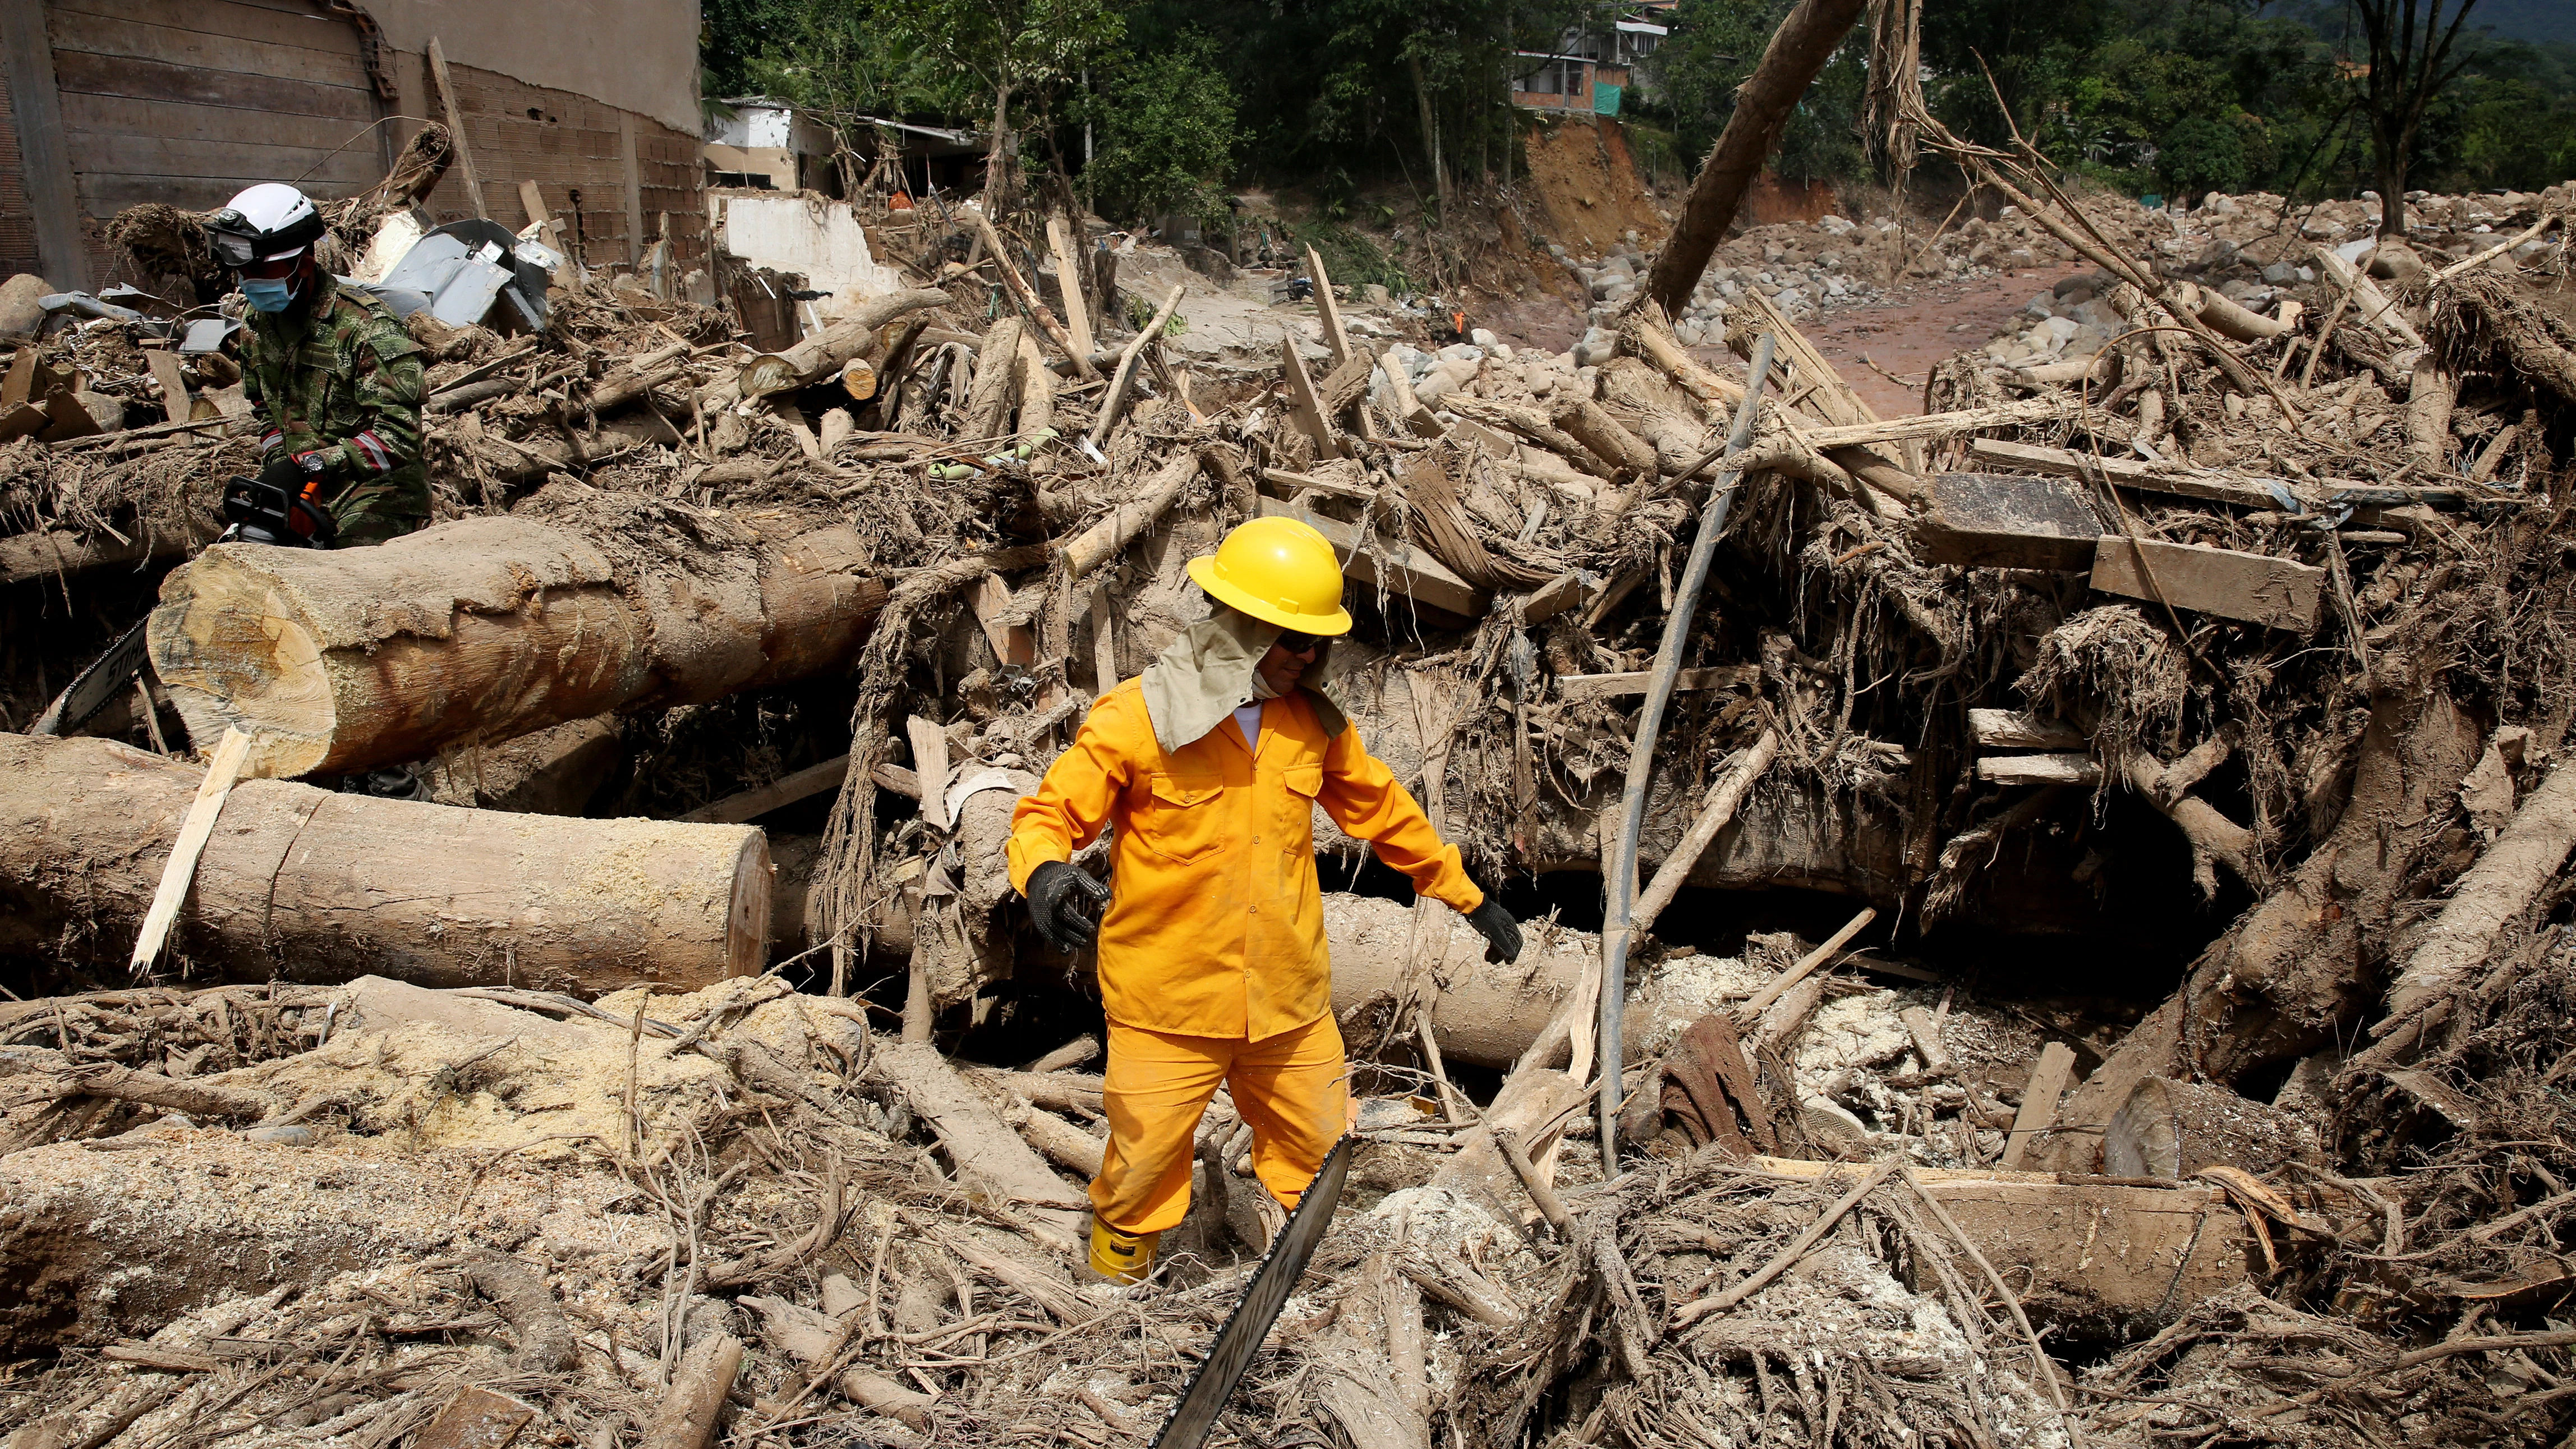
[1089,1217,1159,1284]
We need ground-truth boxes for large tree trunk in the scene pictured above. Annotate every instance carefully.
[0,732,769,990]
[2028,683,2478,1172]
[148,512,888,779]
[1640,0,1870,318]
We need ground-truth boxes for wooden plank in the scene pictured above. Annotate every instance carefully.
[426,36,486,220]
[1278,336,1341,456]
[1974,753,2101,787]
[3,0,92,290]
[619,112,645,266]
[1971,437,2294,511]
[64,132,379,186]
[130,728,258,976]
[144,349,190,421]
[1968,709,2083,750]
[1999,1041,2078,1170]
[80,173,370,215]
[1047,216,1094,361]
[1521,568,1598,625]
[411,1386,533,1449]
[2090,537,2324,631]
[680,755,853,826]
[47,10,364,88]
[53,0,364,53]
[1913,471,2101,571]
[1305,245,1351,367]
[1257,498,1488,619]
[62,91,385,151]
[48,48,372,120]
[1556,664,1758,703]
[964,574,1036,669]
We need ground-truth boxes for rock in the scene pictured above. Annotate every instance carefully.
[0,274,48,341]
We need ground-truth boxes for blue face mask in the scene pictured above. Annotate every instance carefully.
[240,277,297,313]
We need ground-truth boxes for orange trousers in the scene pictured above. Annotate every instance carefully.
[1088,1014,1350,1237]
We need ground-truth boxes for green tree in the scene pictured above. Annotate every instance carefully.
[1081,36,1245,223]
[1645,0,1869,182]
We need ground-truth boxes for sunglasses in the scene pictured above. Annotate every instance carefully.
[1276,631,1324,656]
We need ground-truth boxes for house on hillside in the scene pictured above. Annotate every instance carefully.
[1509,2,1669,116]
[0,0,707,292]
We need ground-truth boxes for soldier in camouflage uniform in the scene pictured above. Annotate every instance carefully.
[209,183,430,548]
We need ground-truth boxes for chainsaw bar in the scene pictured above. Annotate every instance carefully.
[31,616,154,738]
[1148,1133,1356,1449]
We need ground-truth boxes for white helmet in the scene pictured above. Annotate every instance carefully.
[206,183,324,267]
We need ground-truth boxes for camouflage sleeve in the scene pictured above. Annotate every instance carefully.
[238,329,283,457]
[328,310,426,482]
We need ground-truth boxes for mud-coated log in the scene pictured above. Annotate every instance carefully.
[1325,894,1734,1068]
[0,732,769,990]
[149,514,889,779]
[2103,1076,2322,1180]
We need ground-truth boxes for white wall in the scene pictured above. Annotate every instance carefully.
[712,194,901,316]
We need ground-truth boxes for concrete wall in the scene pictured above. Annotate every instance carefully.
[707,191,897,317]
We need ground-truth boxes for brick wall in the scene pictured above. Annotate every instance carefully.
[0,63,35,280]
[399,52,705,270]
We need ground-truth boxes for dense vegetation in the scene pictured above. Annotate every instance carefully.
[700,0,2576,230]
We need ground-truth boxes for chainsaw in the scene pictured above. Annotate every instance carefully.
[29,473,330,738]
[1148,1133,1357,1449]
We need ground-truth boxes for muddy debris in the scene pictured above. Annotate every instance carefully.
[2,104,2575,1448]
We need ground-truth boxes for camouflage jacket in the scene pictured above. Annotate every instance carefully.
[241,279,428,522]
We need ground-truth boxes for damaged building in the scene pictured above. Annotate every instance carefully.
[0,0,705,291]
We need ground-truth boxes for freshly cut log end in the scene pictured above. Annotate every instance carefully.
[149,523,640,780]
[2105,1075,2322,1180]
[0,732,768,993]
[148,514,888,778]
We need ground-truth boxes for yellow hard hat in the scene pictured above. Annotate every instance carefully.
[1186,517,1354,635]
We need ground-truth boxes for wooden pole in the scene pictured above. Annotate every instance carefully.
[1597,333,1775,1168]
[970,212,1099,379]
[425,37,487,221]
[1048,216,1096,360]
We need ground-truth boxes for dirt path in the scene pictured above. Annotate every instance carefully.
[1794,265,2092,416]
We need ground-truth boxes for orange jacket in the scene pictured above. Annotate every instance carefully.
[1006,679,1481,1041]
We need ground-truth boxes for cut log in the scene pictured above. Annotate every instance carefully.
[1752,1157,2253,1337]
[1968,710,2085,750]
[411,1387,534,1449]
[0,732,768,990]
[1326,894,1736,1069]
[1061,452,1202,581]
[150,512,889,779]
[1257,499,1487,620]
[644,1333,742,1449]
[1913,472,2101,571]
[2182,282,2290,342]
[1557,665,1757,703]
[2090,537,2324,631]
[699,288,951,410]
[1551,399,1657,475]
[962,316,1028,440]
[2379,758,2576,1024]
[2103,1076,2322,1180]
[424,716,622,816]
[1974,753,2101,787]
[873,1042,1084,1244]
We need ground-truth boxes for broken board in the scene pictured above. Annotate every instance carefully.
[1257,499,1487,619]
[2090,537,2324,631]
[1912,472,2102,571]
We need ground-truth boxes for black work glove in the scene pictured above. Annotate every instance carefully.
[1464,895,1522,964]
[259,447,334,493]
[1025,861,1111,953]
